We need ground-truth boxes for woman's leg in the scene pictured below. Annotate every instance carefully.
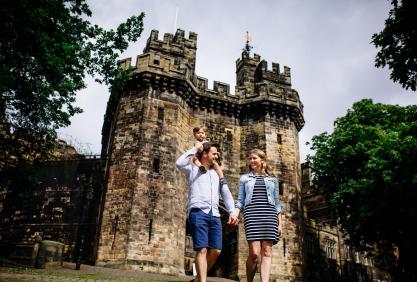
[246,240,261,282]
[260,240,273,282]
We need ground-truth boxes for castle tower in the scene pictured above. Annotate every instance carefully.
[234,48,304,280]
[96,29,198,274]
[97,29,305,281]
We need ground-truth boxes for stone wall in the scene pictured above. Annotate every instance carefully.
[0,158,105,264]
[97,92,190,274]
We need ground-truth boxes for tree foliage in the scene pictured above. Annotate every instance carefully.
[0,0,144,159]
[372,0,417,91]
[308,99,417,281]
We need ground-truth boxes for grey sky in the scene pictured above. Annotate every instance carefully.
[58,0,417,160]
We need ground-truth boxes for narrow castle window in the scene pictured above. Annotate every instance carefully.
[153,54,160,65]
[279,180,284,195]
[277,134,282,144]
[325,239,337,259]
[157,107,164,121]
[153,158,160,173]
[111,215,119,250]
[355,251,361,263]
[148,219,153,243]
[283,238,287,257]
[226,130,233,142]
[345,246,351,261]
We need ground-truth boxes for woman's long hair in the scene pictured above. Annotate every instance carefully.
[248,149,274,176]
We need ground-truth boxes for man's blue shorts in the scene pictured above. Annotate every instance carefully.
[189,209,222,251]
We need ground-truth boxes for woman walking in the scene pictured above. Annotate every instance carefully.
[235,149,282,282]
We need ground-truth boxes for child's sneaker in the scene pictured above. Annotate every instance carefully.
[199,166,207,174]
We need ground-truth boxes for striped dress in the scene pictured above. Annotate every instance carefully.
[243,175,280,244]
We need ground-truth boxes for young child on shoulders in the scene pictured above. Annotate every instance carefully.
[193,126,207,146]
[192,126,222,177]
[192,126,208,173]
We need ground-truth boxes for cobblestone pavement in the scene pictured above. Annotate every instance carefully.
[0,262,237,282]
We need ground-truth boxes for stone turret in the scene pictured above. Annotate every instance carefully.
[236,50,294,96]
[144,29,197,74]
[236,51,261,93]
[98,29,305,281]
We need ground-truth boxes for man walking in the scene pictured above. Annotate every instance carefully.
[176,142,238,282]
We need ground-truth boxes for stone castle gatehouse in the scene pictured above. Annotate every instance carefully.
[96,29,305,281]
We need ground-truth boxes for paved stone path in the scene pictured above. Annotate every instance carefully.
[0,262,237,282]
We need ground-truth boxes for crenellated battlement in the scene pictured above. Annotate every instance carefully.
[118,57,132,70]
[236,51,261,72]
[117,50,194,85]
[257,60,291,85]
[196,76,232,97]
[145,29,198,49]
[143,29,197,73]
[236,50,262,66]
[236,51,291,88]
[113,30,303,129]
[117,55,234,100]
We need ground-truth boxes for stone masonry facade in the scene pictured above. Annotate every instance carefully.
[301,164,391,281]
[96,29,305,281]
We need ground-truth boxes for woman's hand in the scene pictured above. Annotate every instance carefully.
[235,208,241,218]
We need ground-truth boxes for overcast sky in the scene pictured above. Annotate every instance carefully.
[58,0,417,161]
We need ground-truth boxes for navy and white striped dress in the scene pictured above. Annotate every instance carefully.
[243,175,280,244]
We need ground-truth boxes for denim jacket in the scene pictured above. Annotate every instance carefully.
[235,172,282,213]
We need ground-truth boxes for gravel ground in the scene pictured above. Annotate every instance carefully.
[0,262,237,282]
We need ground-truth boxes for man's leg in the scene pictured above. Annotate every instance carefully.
[195,248,208,282]
[260,240,273,282]
[194,248,219,282]
[189,209,210,282]
[246,240,261,282]
[207,213,223,275]
[206,248,221,271]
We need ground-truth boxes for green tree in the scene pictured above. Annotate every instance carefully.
[372,0,417,91]
[0,0,144,159]
[308,99,417,281]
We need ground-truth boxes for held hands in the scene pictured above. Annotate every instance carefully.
[228,215,239,226]
[227,208,240,227]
